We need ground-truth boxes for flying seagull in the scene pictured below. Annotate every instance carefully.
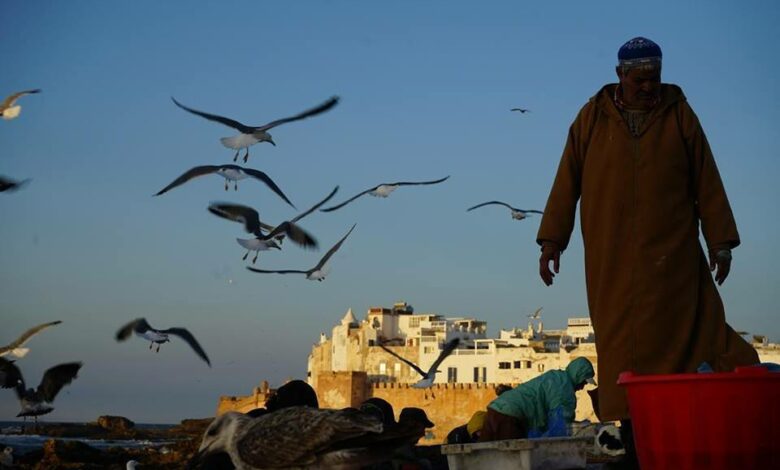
[0,320,62,359]
[247,224,356,281]
[189,407,394,470]
[467,201,543,220]
[527,307,543,319]
[320,176,450,213]
[1,89,41,120]
[171,95,339,162]
[379,337,460,388]
[510,107,530,113]
[154,164,295,206]
[0,357,82,421]
[115,318,211,367]
[0,175,30,193]
[209,202,319,252]
[238,186,339,263]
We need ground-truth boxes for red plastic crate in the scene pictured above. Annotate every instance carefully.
[618,366,780,469]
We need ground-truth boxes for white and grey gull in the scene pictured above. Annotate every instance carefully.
[320,176,449,213]
[115,318,211,367]
[378,337,460,388]
[467,200,543,220]
[0,357,82,421]
[247,224,356,281]
[1,89,41,120]
[171,95,339,162]
[154,164,295,207]
[0,320,62,358]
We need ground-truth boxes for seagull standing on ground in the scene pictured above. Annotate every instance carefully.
[171,96,339,162]
[154,164,295,206]
[0,320,62,358]
[320,176,450,212]
[247,224,356,281]
[0,176,30,193]
[379,337,460,388]
[1,89,41,120]
[466,201,543,220]
[0,357,82,422]
[189,407,391,470]
[115,318,211,367]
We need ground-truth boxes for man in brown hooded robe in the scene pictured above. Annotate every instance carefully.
[537,37,758,425]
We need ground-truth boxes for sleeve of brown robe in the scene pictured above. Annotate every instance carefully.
[536,103,594,250]
[677,100,740,250]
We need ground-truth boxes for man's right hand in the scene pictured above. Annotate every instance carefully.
[539,244,561,286]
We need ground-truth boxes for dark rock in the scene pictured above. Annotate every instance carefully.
[96,415,135,433]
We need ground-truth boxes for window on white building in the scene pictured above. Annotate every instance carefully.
[498,362,511,370]
[423,346,433,354]
[447,367,458,383]
[409,317,420,327]
[394,363,401,376]
[538,363,545,372]
[379,362,387,375]
[513,361,522,369]
[473,367,486,382]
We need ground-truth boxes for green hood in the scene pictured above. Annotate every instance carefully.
[566,357,595,386]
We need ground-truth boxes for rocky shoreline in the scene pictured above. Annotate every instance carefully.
[0,415,212,469]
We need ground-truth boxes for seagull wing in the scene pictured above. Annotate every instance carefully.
[290,186,339,223]
[425,337,460,377]
[466,201,516,212]
[0,321,62,354]
[154,166,220,196]
[517,209,543,214]
[171,97,254,134]
[313,224,356,271]
[510,108,529,113]
[319,187,377,213]
[239,168,296,209]
[389,176,450,186]
[37,362,82,403]
[115,318,153,341]
[159,328,211,367]
[0,176,30,193]
[255,96,340,132]
[208,203,262,235]
[1,89,41,109]
[265,221,317,250]
[0,358,25,398]
[378,344,426,377]
[246,267,308,275]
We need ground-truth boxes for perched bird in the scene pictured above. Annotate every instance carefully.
[189,407,388,470]
[1,446,13,467]
[171,96,339,162]
[0,320,62,359]
[320,176,449,213]
[234,186,339,264]
[527,307,543,319]
[115,318,211,367]
[154,164,294,206]
[0,175,30,193]
[0,357,82,421]
[1,89,41,120]
[247,224,356,281]
[466,201,543,220]
[510,107,530,113]
[379,337,460,388]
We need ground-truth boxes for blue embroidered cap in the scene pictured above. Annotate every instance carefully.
[618,37,662,68]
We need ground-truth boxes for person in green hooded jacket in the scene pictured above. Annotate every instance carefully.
[479,357,595,441]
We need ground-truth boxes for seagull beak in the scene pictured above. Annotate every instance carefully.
[186,449,207,469]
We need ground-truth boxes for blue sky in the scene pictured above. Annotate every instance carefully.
[1,1,778,423]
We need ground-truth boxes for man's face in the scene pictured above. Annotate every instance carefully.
[617,66,661,109]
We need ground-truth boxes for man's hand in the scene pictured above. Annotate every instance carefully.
[709,249,732,286]
[539,244,561,286]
